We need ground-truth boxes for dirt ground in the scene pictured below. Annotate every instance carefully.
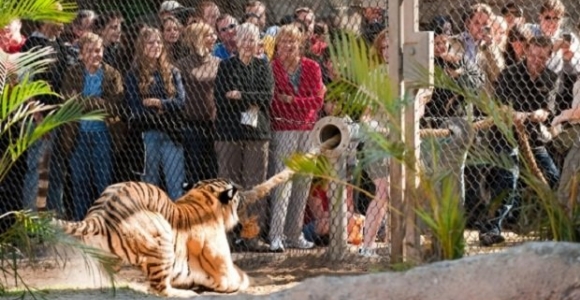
[0,246,385,300]
[0,229,535,299]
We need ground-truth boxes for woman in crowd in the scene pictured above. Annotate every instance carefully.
[176,22,220,185]
[161,16,189,63]
[214,23,274,251]
[268,24,325,252]
[60,32,123,220]
[125,27,186,200]
[358,28,391,258]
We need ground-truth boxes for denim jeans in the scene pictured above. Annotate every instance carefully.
[533,146,560,189]
[182,121,218,185]
[142,130,185,200]
[69,130,113,221]
[268,131,312,242]
[487,149,519,222]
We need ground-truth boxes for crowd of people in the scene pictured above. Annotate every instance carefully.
[2,0,580,259]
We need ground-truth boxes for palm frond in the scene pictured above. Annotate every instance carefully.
[327,31,397,120]
[0,98,105,182]
[0,0,77,28]
[0,210,118,296]
[1,76,58,123]
[1,47,56,82]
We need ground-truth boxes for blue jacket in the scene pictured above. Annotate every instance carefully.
[125,67,186,141]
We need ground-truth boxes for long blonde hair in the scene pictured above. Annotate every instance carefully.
[133,27,176,97]
[182,22,215,57]
[371,29,388,65]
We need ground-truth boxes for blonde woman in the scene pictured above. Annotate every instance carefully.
[372,29,388,64]
[125,27,186,200]
[175,22,220,185]
[161,16,189,62]
[268,24,325,251]
[358,29,391,257]
[214,23,274,251]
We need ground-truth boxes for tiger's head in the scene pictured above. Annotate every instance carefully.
[182,179,242,230]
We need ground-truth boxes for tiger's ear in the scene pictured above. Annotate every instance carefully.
[218,185,238,204]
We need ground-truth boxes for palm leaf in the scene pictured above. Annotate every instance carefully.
[0,0,77,28]
[327,31,397,120]
[1,76,58,124]
[0,97,105,183]
[0,46,56,84]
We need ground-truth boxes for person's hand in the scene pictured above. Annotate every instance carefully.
[439,52,460,64]
[530,109,550,123]
[91,97,106,106]
[551,114,565,127]
[563,48,575,62]
[279,94,293,104]
[479,30,493,48]
[514,111,529,122]
[226,90,242,100]
[445,67,463,78]
[143,98,162,109]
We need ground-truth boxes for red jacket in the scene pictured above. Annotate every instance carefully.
[270,57,325,131]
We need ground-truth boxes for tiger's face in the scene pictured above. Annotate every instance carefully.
[188,178,242,207]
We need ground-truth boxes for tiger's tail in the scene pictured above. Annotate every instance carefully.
[51,218,102,237]
[238,168,295,205]
[238,133,340,204]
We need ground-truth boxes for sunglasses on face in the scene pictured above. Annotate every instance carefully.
[543,15,561,21]
[506,10,522,18]
[245,13,262,19]
[219,23,237,32]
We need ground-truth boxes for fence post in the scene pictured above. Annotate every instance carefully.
[310,116,360,260]
[389,0,434,263]
[388,0,405,264]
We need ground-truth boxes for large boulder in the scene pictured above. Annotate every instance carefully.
[232,242,580,300]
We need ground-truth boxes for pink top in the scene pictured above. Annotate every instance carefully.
[270,57,325,131]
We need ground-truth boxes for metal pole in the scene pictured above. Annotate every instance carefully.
[388,0,405,264]
[327,153,349,260]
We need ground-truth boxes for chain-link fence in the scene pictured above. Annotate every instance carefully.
[2,0,580,279]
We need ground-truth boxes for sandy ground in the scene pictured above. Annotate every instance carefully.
[0,245,379,300]
[0,229,536,300]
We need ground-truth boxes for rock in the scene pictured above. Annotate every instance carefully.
[226,242,580,300]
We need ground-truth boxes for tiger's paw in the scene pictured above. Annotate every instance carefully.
[159,287,199,298]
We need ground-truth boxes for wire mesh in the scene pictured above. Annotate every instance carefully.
[2,0,579,278]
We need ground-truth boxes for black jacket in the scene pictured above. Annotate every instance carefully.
[214,56,274,141]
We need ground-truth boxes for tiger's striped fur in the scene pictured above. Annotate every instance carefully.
[52,179,250,298]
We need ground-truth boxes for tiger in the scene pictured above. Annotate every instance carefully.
[52,178,258,298]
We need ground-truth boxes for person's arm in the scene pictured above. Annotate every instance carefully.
[240,59,274,110]
[214,59,233,109]
[493,69,515,111]
[284,61,326,111]
[160,67,186,112]
[99,66,125,117]
[124,71,146,120]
